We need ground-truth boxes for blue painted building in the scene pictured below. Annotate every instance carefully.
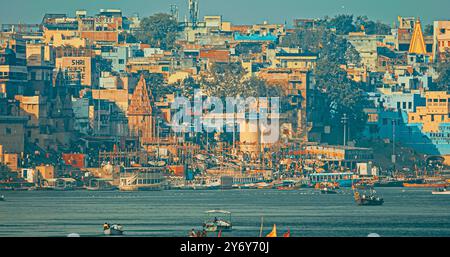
[101,45,129,73]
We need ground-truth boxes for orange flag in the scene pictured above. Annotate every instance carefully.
[283,228,291,237]
[266,224,277,237]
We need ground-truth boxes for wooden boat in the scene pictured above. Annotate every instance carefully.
[203,210,232,232]
[316,182,338,194]
[277,186,296,191]
[354,189,384,206]
[403,183,447,188]
[432,188,450,195]
[321,187,337,194]
[103,224,124,236]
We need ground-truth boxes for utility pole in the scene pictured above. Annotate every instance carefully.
[341,114,348,146]
[392,118,397,165]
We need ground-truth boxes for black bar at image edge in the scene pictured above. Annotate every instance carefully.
[1,237,449,256]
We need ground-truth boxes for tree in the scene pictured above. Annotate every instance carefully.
[172,76,199,99]
[424,24,434,36]
[135,13,179,50]
[282,25,368,143]
[140,72,176,100]
[435,51,450,91]
[119,32,137,43]
[327,15,356,35]
[201,62,246,98]
[355,16,391,35]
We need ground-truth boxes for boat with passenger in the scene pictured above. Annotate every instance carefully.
[103,223,124,236]
[353,188,384,206]
[432,187,450,195]
[203,210,232,232]
[316,182,338,194]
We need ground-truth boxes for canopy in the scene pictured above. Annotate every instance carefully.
[205,210,231,214]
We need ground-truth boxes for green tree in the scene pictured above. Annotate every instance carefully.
[355,16,391,35]
[424,24,434,36]
[140,72,176,100]
[135,13,179,50]
[119,32,138,43]
[435,51,450,91]
[327,14,356,35]
[172,76,199,99]
[201,62,246,98]
[282,26,368,143]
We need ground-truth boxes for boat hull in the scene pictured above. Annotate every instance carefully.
[356,199,384,206]
[403,183,447,188]
[374,181,404,187]
[321,190,337,194]
[104,228,123,236]
[432,191,450,195]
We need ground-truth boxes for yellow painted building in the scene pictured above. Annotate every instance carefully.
[408,91,450,133]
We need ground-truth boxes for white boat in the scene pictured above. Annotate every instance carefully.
[432,188,450,195]
[0,195,5,201]
[203,210,232,232]
[103,224,124,236]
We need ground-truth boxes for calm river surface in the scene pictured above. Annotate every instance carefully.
[1,188,449,237]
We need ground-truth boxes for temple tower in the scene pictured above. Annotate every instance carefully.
[127,74,153,145]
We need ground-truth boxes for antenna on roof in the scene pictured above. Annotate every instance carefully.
[170,4,179,22]
[188,0,199,28]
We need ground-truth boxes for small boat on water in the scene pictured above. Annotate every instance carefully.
[321,187,337,194]
[103,224,124,236]
[374,178,423,187]
[354,189,384,206]
[203,210,232,232]
[432,188,450,195]
[316,182,338,194]
[403,183,447,188]
[0,195,5,201]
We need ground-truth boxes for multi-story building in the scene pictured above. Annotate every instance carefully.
[0,32,28,98]
[433,20,450,60]
[396,91,450,164]
[347,32,386,71]
[101,45,129,73]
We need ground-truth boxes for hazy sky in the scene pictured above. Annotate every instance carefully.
[0,0,449,26]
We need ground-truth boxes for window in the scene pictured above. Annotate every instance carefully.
[408,102,412,109]
[118,59,125,64]
[5,128,12,135]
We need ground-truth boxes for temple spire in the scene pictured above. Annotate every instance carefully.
[409,19,427,55]
[128,74,152,116]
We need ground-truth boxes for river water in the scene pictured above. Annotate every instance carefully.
[0,188,449,237]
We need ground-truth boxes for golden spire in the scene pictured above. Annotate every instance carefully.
[409,19,427,55]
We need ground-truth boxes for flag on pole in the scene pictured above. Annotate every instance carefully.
[266,224,277,237]
[283,228,291,237]
[218,230,222,237]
